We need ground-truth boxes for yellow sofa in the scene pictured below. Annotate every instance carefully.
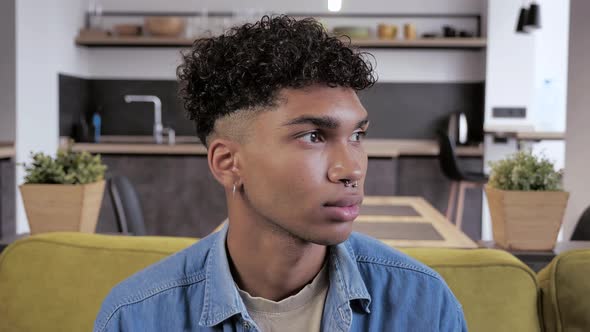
[0,232,582,332]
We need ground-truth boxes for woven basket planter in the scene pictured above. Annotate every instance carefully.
[485,185,569,250]
[19,180,105,234]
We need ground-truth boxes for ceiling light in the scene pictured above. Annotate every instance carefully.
[328,0,342,12]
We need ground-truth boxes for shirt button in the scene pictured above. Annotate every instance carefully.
[243,321,251,329]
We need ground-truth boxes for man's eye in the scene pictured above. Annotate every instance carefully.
[350,131,367,142]
[300,132,323,143]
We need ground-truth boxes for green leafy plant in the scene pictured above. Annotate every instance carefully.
[23,148,107,185]
[488,150,563,191]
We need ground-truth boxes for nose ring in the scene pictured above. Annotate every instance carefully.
[344,180,358,188]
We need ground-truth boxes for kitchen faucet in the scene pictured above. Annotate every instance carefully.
[124,95,174,144]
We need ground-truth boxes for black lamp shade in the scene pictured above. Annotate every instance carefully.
[526,2,541,28]
[516,7,529,33]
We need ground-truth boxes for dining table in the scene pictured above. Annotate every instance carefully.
[355,196,478,248]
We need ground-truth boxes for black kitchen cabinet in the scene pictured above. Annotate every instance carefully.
[0,158,16,238]
[96,155,226,238]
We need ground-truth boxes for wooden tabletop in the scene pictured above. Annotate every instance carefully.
[355,196,478,248]
[64,136,483,158]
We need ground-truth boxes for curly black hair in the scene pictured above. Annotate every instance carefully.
[177,15,376,145]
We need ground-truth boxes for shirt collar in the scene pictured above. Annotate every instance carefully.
[198,223,372,327]
[199,222,247,327]
[327,239,372,313]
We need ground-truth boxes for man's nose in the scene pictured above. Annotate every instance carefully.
[327,144,363,185]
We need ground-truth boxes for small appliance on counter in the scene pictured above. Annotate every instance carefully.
[446,111,470,146]
[72,115,92,143]
[71,108,102,143]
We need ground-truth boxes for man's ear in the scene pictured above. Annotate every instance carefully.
[208,138,241,190]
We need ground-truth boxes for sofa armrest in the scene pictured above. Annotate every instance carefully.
[538,249,590,332]
[402,248,542,332]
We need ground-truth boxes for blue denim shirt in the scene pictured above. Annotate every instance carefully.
[94,225,467,331]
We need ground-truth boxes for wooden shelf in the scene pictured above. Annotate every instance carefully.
[75,35,195,47]
[75,35,486,49]
[350,37,486,49]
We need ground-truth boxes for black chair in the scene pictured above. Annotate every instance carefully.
[571,205,590,240]
[437,120,488,230]
[108,175,147,236]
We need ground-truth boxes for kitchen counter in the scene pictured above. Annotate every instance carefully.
[63,136,483,157]
[0,144,15,159]
[484,125,565,141]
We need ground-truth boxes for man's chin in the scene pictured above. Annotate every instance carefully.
[312,237,350,246]
[307,226,353,246]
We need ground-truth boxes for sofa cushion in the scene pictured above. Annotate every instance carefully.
[538,249,590,332]
[401,248,541,332]
[0,232,195,332]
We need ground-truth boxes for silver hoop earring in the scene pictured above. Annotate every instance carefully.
[232,183,236,195]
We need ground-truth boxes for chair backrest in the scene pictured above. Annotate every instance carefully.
[437,125,465,182]
[571,205,590,240]
[108,175,147,236]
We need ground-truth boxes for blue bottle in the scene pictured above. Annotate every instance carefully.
[92,112,102,143]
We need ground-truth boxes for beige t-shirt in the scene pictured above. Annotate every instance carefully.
[237,264,329,332]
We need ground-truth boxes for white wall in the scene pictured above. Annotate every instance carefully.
[0,0,16,142]
[484,1,536,128]
[87,49,485,82]
[532,1,569,132]
[87,0,486,82]
[563,0,590,239]
[15,0,88,233]
[481,0,570,240]
[527,0,569,199]
[485,0,569,129]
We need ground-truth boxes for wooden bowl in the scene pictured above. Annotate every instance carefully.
[144,17,186,37]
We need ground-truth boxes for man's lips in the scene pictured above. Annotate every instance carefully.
[323,196,363,222]
[324,196,363,207]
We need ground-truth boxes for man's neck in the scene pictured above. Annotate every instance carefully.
[225,213,327,302]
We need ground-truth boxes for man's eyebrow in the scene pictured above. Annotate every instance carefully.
[282,115,369,129]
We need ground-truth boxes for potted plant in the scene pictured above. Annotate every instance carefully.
[19,147,107,234]
[485,151,568,250]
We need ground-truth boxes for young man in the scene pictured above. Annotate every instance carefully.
[94,15,467,331]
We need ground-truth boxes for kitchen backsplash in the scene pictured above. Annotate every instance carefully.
[59,74,484,142]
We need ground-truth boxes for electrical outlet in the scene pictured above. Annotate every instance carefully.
[492,107,526,118]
